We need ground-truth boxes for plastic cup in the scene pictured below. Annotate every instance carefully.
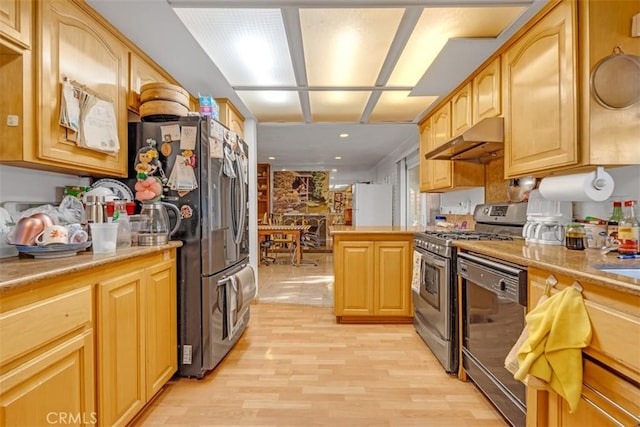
[89,223,118,254]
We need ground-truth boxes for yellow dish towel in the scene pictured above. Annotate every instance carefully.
[515,286,592,413]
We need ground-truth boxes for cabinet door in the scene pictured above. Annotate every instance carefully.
[451,83,472,135]
[0,0,31,48]
[128,52,173,113]
[430,103,453,190]
[38,0,128,177]
[418,119,433,192]
[502,0,577,178]
[334,241,374,316]
[473,58,501,122]
[98,270,145,427]
[374,241,411,316]
[216,98,245,139]
[0,330,95,426]
[144,260,177,399]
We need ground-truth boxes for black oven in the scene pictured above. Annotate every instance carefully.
[413,238,458,374]
[458,251,527,427]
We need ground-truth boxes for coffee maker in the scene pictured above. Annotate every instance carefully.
[523,189,572,245]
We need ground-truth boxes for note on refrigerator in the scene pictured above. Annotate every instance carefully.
[180,126,197,150]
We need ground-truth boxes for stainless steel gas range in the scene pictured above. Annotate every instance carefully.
[412,202,527,374]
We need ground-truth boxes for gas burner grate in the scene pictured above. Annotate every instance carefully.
[421,231,515,241]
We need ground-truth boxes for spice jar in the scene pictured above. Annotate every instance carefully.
[565,223,587,250]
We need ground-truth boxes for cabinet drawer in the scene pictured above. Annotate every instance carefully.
[529,268,640,379]
[0,286,92,364]
[550,358,640,426]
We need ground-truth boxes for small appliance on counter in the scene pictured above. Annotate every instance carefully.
[522,189,572,245]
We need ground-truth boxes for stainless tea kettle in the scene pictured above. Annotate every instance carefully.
[137,201,181,246]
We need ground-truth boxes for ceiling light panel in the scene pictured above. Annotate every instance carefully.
[369,92,438,123]
[309,91,370,122]
[174,8,295,86]
[300,8,404,86]
[388,6,526,86]
[236,90,304,122]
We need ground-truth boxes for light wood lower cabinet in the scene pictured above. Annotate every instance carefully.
[145,261,178,399]
[0,286,95,426]
[97,270,145,427]
[334,233,412,322]
[0,249,177,427]
[526,267,640,427]
[97,258,177,427]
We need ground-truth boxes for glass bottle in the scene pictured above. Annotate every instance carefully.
[607,201,623,242]
[112,200,132,248]
[565,223,586,251]
[618,200,639,255]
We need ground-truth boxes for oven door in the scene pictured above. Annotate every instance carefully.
[413,246,457,373]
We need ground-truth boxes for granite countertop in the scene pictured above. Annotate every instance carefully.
[330,225,424,235]
[0,241,182,293]
[454,240,640,295]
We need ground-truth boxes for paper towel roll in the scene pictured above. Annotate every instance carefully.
[538,169,614,202]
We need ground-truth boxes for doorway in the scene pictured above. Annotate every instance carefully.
[257,252,334,306]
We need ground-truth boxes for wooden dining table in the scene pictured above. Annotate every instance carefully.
[257,224,310,265]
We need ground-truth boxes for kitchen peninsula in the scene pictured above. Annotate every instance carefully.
[0,242,181,426]
[454,240,640,426]
[330,225,421,323]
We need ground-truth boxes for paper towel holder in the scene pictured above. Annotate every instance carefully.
[592,166,608,190]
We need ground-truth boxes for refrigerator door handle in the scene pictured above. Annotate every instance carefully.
[233,155,246,245]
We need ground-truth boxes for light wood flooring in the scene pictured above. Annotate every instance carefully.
[133,304,508,425]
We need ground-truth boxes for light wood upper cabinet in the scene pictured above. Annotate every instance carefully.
[451,82,472,135]
[216,98,245,140]
[0,0,31,48]
[128,52,174,113]
[419,103,485,192]
[37,0,129,177]
[430,103,454,190]
[502,0,578,178]
[473,57,501,122]
[419,119,433,192]
[579,0,640,167]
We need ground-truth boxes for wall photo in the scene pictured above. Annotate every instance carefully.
[273,171,329,214]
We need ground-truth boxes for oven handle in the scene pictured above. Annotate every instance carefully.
[415,247,447,269]
[457,252,524,276]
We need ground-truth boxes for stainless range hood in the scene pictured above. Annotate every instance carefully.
[424,117,504,164]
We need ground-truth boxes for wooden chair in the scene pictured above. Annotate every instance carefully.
[270,214,296,264]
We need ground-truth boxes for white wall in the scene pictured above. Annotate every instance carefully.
[0,165,91,203]
[573,165,640,220]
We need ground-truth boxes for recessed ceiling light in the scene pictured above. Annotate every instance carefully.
[332,168,337,172]
[268,156,275,160]
[339,133,349,138]
[281,168,287,171]
[334,156,342,160]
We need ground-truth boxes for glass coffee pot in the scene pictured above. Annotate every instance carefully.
[137,201,182,245]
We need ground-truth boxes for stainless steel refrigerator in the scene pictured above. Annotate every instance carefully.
[127,116,255,378]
